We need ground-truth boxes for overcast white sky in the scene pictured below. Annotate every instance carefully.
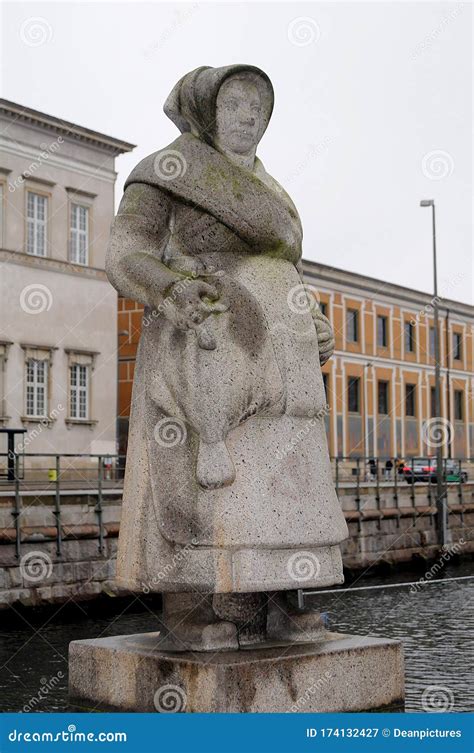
[2,1,472,304]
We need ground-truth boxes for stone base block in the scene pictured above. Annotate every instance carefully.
[69,631,404,712]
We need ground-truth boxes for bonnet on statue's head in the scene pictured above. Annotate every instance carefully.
[164,64,274,146]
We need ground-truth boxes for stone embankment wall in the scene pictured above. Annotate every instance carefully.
[0,486,472,609]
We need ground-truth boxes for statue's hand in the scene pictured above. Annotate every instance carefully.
[162,278,229,332]
[313,308,335,365]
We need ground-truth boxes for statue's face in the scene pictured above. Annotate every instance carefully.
[215,77,261,154]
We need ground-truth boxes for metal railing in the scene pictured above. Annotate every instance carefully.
[331,455,473,536]
[331,455,472,498]
[0,452,472,559]
[0,453,126,560]
[3,453,471,490]
[0,452,126,485]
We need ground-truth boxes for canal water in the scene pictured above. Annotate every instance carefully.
[1,560,473,712]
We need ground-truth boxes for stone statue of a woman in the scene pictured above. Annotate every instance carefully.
[106,64,348,651]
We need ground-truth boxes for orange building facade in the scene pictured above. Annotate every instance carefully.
[117,260,474,461]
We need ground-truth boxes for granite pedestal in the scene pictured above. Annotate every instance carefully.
[69,631,404,713]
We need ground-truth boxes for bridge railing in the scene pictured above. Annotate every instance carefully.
[0,452,126,485]
[0,453,126,559]
[2,453,472,488]
[330,455,473,514]
[0,452,472,559]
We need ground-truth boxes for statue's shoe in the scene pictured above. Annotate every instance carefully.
[196,439,235,490]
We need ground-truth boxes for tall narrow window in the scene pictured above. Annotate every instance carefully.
[70,204,89,265]
[25,359,48,417]
[346,309,359,343]
[405,383,416,417]
[430,386,437,417]
[404,321,415,353]
[454,390,464,421]
[27,192,47,256]
[319,301,328,318]
[348,376,360,413]
[378,381,389,415]
[0,343,8,418]
[377,315,388,348]
[70,364,89,419]
[453,332,462,361]
[429,326,436,359]
[0,182,4,247]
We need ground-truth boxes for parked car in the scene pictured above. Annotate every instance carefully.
[403,459,436,484]
[442,460,468,483]
[403,458,468,484]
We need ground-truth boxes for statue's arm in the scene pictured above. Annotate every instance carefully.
[295,261,335,366]
[106,182,227,332]
[105,183,186,308]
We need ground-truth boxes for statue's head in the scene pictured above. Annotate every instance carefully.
[164,65,274,155]
[214,75,261,155]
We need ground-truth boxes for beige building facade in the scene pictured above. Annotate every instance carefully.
[117,260,473,462]
[304,261,474,460]
[0,100,134,463]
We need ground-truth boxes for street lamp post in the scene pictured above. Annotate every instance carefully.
[420,199,447,546]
